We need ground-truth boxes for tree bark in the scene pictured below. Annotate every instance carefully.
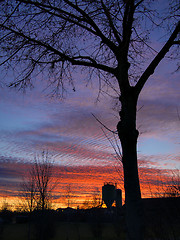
[117,89,143,240]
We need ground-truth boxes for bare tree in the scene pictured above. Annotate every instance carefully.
[22,151,56,212]
[163,169,180,198]
[166,170,180,197]
[91,187,101,208]
[0,1,179,239]
[149,169,180,198]
[21,168,37,212]
[65,184,73,208]
[82,198,92,209]
[82,188,101,209]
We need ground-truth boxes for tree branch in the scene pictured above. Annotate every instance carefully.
[122,1,135,56]
[135,21,180,96]
[173,40,180,45]
[0,24,115,74]
[2,2,21,25]
[63,0,118,52]
[100,0,122,46]
[134,0,144,9]
[19,0,98,35]
[0,43,27,66]
[18,0,118,54]
[92,113,117,134]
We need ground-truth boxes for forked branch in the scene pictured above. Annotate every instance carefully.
[135,21,180,96]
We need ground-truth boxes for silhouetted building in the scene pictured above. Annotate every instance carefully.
[102,182,122,209]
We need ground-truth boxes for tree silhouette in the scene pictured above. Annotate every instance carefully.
[21,167,37,212]
[22,151,55,212]
[65,184,73,208]
[163,170,180,198]
[0,1,179,239]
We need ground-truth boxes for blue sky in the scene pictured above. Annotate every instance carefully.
[0,59,179,169]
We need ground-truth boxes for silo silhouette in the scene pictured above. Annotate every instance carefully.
[116,189,122,208]
[102,183,116,209]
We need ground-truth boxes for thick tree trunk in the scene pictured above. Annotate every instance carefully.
[117,92,143,240]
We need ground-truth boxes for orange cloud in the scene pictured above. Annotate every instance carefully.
[0,158,177,210]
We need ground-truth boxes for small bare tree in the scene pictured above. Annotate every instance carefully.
[22,151,56,212]
[164,170,180,197]
[21,168,36,212]
[91,187,101,208]
[150,169,180,198]
[66,184,73,208]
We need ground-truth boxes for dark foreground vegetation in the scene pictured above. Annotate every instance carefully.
[1,197,180,240]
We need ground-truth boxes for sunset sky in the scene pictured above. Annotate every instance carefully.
[0,55,179,209]
[0,0,180,210]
